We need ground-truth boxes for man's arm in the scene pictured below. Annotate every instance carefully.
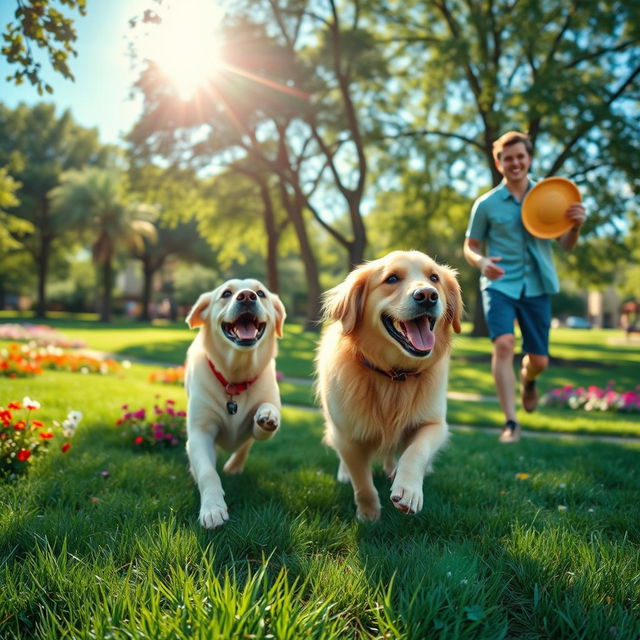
[557,203,586,251]
[463,237,505,281]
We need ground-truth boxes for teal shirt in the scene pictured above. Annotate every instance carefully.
[465,180,559,299]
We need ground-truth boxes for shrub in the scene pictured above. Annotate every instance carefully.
[148,365,185,385]
[541,383,640,413]
[0,398,78,480]
[0,343,121,377]
[116,398,186,449]
[0,323,86,348]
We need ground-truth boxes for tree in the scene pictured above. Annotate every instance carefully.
[0,166,29,251]
[50,168,156,322]
[0,102,112,317]
[2,0,87,95]
[365,0,640,333]
[128,0,389,326]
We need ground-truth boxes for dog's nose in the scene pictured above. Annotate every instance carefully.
[412,287,438,307]
[236,290,257,303]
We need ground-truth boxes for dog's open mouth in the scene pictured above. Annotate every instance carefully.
[222,313,267,346]
[382,313,436,357]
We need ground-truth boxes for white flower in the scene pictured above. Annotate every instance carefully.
[62,410,82,437]
[122,360,131,369]
[23,396,40,410]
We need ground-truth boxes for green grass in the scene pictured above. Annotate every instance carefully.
[1,362,639,638]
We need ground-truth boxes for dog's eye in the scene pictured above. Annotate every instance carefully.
[256,290,266,298]
[385,274,400,284]
[429,274,440,283]
[221,290,232,298]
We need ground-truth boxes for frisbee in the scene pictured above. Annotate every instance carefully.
[521,177,581,239]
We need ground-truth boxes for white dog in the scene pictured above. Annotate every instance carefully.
[185,278,286,528]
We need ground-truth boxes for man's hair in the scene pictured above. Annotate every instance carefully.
[492,131,533,161]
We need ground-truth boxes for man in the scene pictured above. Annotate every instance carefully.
[463,131,586,443]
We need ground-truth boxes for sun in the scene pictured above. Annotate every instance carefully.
[141,0,228,100]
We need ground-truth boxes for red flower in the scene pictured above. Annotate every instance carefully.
[13,420,26,431]
[39,431,54,439]
[32,420,44,428]
[61,442,71,453]
[17,449,31,461]
[134,436,144,445]
[7,401,21,410]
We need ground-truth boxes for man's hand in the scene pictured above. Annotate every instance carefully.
[480,256,505,281]
[565,202,586,228]
[558,203,586,250]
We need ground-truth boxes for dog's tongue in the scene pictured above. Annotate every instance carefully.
[235,320,258,341]
[402,316,435,352]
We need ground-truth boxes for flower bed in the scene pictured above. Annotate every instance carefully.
[541,383,640,413]
[0,397,79,480]
[0,323,86,348]
[116,398,186,449]
[148,365,185,385]
[1,343,120,377]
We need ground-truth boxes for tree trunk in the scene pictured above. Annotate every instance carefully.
[347,197,367,269]
[100,259,113,323]
[279,184,322,329]
[258,180,279,293]
[35,234,51,319]
[139,258,154,322]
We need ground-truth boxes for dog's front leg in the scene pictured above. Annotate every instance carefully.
[252,402,280,441]
[186,426,228,528]
[335,439,380,521]
[390,423,448,515]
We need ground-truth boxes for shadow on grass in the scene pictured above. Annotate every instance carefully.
[118,339,191,365]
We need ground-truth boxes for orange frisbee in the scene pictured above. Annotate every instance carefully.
[521,177,581,239]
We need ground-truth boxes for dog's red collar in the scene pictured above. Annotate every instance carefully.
[360,356,420,382]
[207,358,258,396]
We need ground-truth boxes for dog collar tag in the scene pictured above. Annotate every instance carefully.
[226,400,238,415]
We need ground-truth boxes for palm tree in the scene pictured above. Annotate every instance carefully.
[50,168,156,322]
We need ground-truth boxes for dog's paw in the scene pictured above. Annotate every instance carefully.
[390,477,423,515]
[253,403,280,441]
[355,490,381,522]
[199,501,229,529]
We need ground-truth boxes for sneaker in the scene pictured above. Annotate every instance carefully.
[521,377,538,413]
[499,420,521,443]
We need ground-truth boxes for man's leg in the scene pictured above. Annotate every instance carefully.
[482,289,521,442]
[520,353,548,412]
[517,295,551,413]
[492,333,517,424]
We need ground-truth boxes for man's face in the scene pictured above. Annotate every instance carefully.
[496,142,532,182]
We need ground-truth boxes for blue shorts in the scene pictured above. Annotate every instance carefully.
[481,288,551,356]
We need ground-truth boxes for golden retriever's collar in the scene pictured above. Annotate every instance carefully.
[207,358,258,396]
[360,356,420,382]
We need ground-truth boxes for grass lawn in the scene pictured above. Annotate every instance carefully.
[1,315,639,638]
[2,313,639,437]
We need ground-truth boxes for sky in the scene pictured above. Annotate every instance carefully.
[0,0,152,145]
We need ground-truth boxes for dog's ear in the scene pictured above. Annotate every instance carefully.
[186,292,214,329]
[270,292,287,338]
[442,267,463,334]
[322,266,369,334]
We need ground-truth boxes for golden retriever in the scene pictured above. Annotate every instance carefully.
[185,278,286,528]
[316,250,462,521]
